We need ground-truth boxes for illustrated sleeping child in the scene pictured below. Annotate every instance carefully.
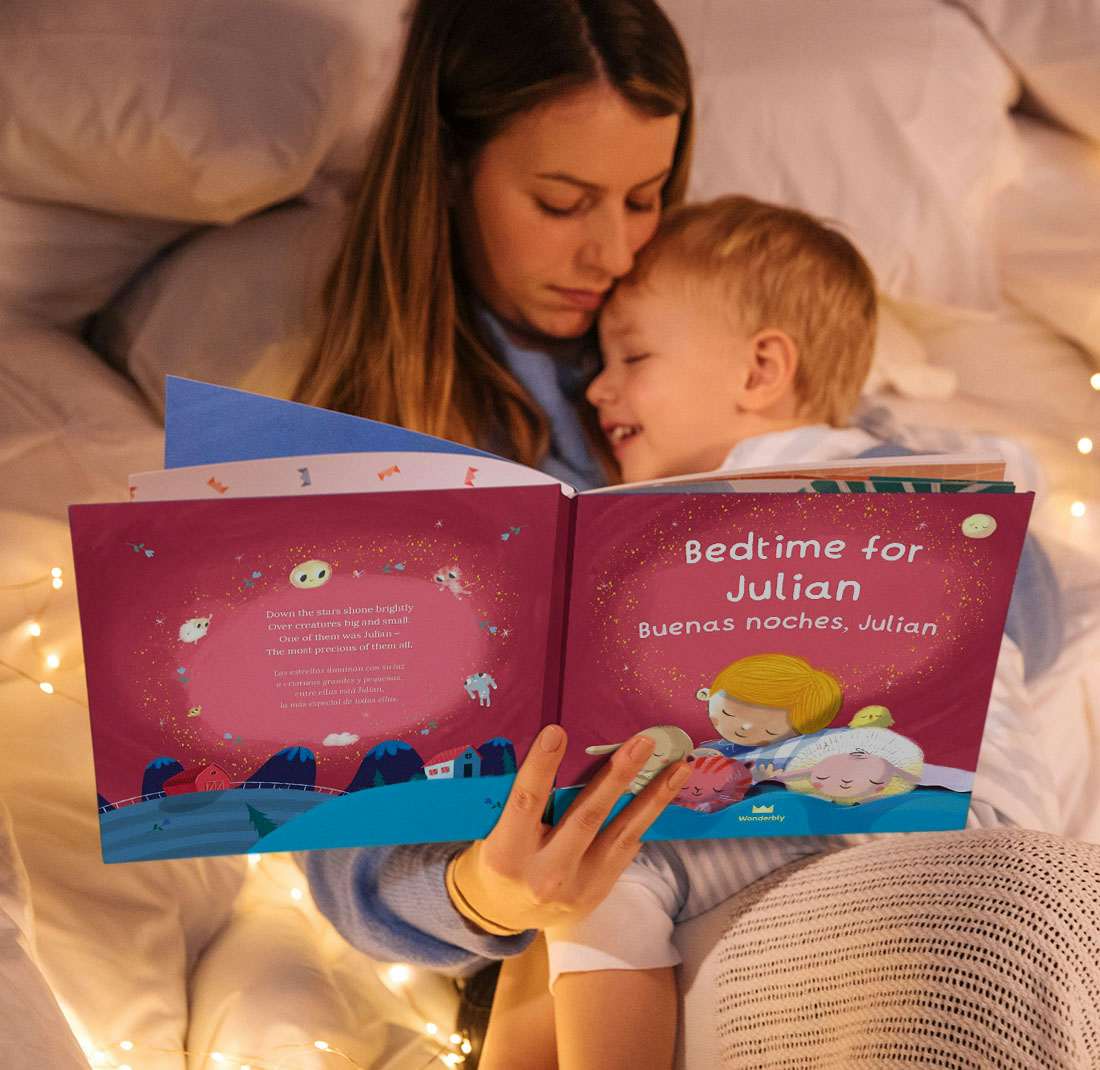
[760,717,924,805]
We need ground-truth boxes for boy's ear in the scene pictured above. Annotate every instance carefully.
[736,329,799,412]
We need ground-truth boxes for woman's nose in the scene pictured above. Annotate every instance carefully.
[581,206,635,279]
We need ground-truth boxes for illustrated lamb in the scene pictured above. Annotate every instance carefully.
[585,725,694,795]
[766,726,923,805]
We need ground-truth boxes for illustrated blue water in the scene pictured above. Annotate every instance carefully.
[99,778,970,863]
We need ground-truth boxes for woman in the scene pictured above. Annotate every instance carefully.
[294,0,691,490]
[300,0,698,974]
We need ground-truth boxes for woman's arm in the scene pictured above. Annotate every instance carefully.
[303,843,534,975]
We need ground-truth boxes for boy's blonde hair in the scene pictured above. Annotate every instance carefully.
[628,195,877,425]
[706,653,843,735]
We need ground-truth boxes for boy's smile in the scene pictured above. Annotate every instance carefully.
[588,269,755,483]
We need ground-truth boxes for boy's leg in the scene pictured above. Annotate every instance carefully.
[553,966,678,1070]
[479,933,558,1070]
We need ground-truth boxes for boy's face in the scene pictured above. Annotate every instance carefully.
[589,269,756,483]
[708,694,795,746]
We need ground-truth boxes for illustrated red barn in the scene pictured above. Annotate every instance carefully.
[423,745,482,780]
[163,763,232,795]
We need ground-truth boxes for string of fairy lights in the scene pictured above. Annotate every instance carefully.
[0,574,474,1070]
[2,374,1098,1065]
[65,940,475,1069]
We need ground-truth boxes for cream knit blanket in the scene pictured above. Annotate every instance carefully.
[715,829,1100,1068]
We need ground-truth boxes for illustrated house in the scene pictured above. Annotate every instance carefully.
[163,763,232,795]
[423,745,481,780]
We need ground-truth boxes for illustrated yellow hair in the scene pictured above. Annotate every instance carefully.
[708,653,843,734]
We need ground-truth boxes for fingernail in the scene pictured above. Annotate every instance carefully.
[539,725,564,752]
[668,764,692,790]
[627,735,654,760]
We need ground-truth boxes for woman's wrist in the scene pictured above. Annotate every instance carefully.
[445,846,525,937]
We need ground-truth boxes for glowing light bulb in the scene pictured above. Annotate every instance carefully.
[314,1041,330,1051]
[119,1041,134,1052]
[1071,501,1087,518]
[45,653,60,669]
[450,1033,462,1045]
[461,1039,473,1054]
[211,1054,226,1065]
[290,887,304,901]
[248,854,262,867]
[1078,437,1094,455]
[50,567,62,578]
[425,1022,439,1036]
[39,681,54,695]
[27,622,41,637]
[1092,372,1100,391]
[388,963,412,985]
[51,577,63,590]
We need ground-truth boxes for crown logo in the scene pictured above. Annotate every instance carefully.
[751,804,775,814]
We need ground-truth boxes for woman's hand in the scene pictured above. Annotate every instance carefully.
[445,724,691,935]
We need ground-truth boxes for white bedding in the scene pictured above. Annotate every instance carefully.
[1,0,1098,1066]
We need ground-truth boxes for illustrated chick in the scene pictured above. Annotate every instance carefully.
[848,705,894,729]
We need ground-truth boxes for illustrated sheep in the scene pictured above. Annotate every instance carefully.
[585,725,694,795]
[765,726,923,806]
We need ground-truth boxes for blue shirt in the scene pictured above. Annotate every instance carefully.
[476,308,606,491]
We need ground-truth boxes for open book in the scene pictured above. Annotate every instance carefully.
[69,379,1031,862]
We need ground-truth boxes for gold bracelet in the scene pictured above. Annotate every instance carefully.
[445,852,525,937]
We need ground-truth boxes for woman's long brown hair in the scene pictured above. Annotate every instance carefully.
[293,0,693,467]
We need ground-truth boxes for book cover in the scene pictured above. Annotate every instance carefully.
[553,488,1031,839]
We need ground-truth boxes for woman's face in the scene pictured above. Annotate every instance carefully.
[456,82,680,339]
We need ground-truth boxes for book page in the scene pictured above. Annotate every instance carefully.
[131,450,568,501]
[556,489,1032,840]
[70,484,569,860]
[583,453,1007,494]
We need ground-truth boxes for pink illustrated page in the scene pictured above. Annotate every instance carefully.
[70,484,568,858]
[555,490,1033,840]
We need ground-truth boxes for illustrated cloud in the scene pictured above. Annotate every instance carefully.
[323,732,360,747]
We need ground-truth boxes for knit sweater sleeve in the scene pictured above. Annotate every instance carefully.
[301,843,536,976]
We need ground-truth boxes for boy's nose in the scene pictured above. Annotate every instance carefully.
[585,368,614,407]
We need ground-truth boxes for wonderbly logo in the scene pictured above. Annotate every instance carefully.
[740,801,785,823]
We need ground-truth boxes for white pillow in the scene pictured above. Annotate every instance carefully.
[0,194,190,330]
[864,299,957,402]
[0,0,367,223]
[997,116,1100,365]
[92,197,344,415]
[956,0,1100,143]
[672,0,1021,309]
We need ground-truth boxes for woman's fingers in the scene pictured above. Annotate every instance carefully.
[488,724,568,856]
[591,759,691,875]
[543,734,659,862]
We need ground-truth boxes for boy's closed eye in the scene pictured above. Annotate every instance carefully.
[622,353,652,365]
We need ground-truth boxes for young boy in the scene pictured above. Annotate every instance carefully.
[477,196,1053,1070]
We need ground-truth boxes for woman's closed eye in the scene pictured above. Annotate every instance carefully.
[536,198,658,218]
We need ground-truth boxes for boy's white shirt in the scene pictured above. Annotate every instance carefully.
[545,424,1055,987]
